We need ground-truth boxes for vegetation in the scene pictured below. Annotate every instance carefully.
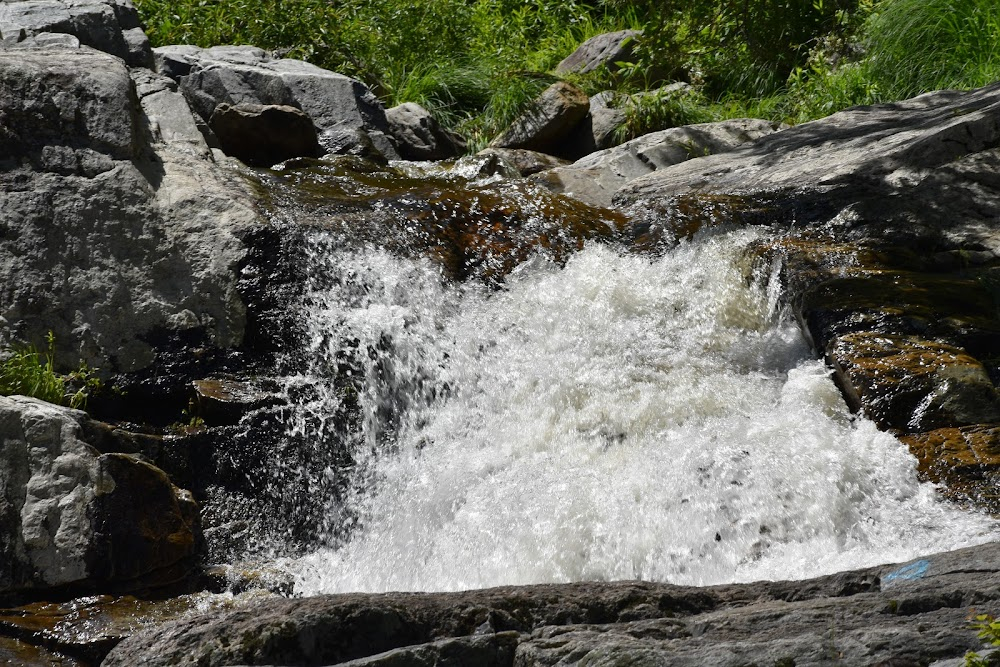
[0,332,102,409]
[967,614,1000,666]
[131,0,1000,148]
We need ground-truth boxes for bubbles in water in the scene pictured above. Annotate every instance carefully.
[285,228,998,593]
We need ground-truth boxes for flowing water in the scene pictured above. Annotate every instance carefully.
[266,161,999,594]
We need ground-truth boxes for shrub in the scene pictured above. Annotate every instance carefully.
[0,332,101,409]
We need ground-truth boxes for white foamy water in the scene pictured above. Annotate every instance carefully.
[286,227,998,593]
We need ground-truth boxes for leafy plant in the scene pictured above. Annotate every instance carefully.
[966,614,1000,667]
[0,332,102,409]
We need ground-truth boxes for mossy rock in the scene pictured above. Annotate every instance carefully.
[899,425,1000,512]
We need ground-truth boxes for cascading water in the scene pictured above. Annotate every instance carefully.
[268,162,999,594]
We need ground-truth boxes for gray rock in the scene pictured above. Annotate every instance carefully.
[555,29,641,76]
[0,395,199,598]
[209,102,321,167]
[534,118,783,207]
[153,44,400,161]
[0,0,152,67]
[489,81,590,157]
[385,101,466,161]
[476,148,569,177]
[101,542,1000,666]
[0,48,261,373]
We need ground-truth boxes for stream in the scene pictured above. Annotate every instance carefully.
[255,158,999,593]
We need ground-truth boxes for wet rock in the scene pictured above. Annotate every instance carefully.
[153,44,400,161]
[386,102,466,161]
[102,542,1000,666]
[899,425,1000,509]
[0,0,152,66]
[0,396,200,600]
[534,118,783,207]
[191,377,282,426]
[0,635,81,666]
[556,29,641,76]
[209,102,321,167]
[826,333,1000,432]
[489,81,590,157]
[0,47,261,374]
[476,148,569,177]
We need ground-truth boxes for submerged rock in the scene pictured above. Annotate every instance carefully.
[102,541,1000,666]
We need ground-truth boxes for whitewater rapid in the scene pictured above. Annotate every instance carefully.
[284,226,999,593]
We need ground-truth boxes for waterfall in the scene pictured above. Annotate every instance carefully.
[276,218,998,594]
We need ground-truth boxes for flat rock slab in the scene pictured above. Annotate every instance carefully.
[103,541,1000,666]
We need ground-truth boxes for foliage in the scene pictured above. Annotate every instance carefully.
[966,614,1000,667]
[0,332,102,409]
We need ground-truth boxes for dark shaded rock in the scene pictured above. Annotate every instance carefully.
[191,377,282,426]
[153,44,400,161]
[561,90,628,158]
[101,542,1000,667]
[0,635,82,666]
[209,102,321,167]
[555,29,641,76]
[0,0,152,67]
[476,148,569,177]
[534,118,783,207]
[0,396,199,601]
[489,81,590,157]
[386,102,466,161]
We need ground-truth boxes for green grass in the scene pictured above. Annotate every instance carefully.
[131,0,1000,150]
[0,332,101,409]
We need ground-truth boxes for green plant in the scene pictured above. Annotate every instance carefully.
[966,614,1000,666]
[0,332,101,409]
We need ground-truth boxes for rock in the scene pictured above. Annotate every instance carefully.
[827,333,1000,432]
[0,47,261,374]
[209,102,321,167]
[191,377,281,426]
[0,0,152,67]
[561,90,627,157]
[555,29,641,76]
[534,118,783,207]
[489,81,590,157]
[0,395,200,600]
[102,541,1000,666]
[153,44,400,161]
[899,425,1000,509]
[475,148,569,177]
[386,102,466,161]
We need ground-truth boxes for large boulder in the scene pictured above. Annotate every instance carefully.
[555,29,641,76]
[0,395,199,599]
[0,46,261,373]
[534,118,783,207]
[385,101,466,161]
[153,44,400,162]
[103,541,1000,666]
[489,81,590,158]
[0,0,152,67]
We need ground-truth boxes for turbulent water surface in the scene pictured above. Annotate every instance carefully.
[271,173,998,594]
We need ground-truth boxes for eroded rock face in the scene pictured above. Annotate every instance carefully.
[0,395,199,600]
[0,47,260,374]
[534,118,784,207]
[0,0,152,67]
[101,541,1000,666]
[153,44,400,161]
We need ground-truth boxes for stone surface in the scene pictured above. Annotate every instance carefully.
[0,395,199,599]
[534,118,783,207]
[209,102,321,167]
[153,44,400,161]
[899,425,1000,509]
[0,47,261,374]
[0,0,152,66]
[489,81,590,157]
[555,29,641,76]
[386,101,466,161]
[475,148,569,177]
[102,541,1000,666]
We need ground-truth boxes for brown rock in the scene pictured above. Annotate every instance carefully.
[899,425,1000,509]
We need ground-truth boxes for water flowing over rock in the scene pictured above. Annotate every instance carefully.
[102,542,1000,666]
[153,44,400,162]
[0,395,199,600]
[534,118,784,207]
